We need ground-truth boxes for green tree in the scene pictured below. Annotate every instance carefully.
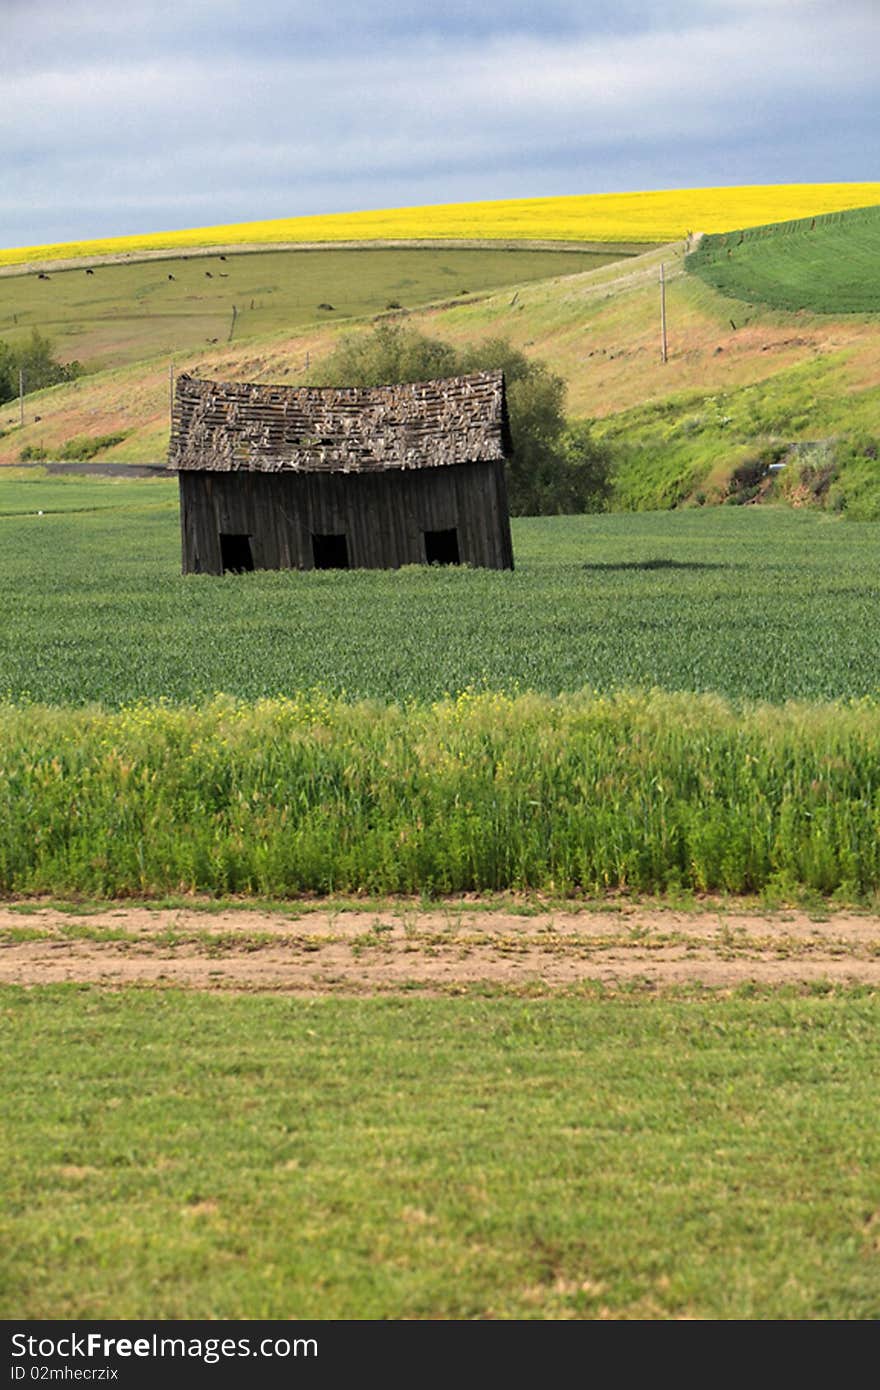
[0,329,82,405]
[0,342,14,405]
[554,420,614,513]
[313,323,612,516]
[312,320,458,388]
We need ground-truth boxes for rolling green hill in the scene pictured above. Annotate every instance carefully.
[0,245,623,372]
[685,204,880,313]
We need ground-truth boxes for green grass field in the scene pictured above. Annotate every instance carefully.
[2,478,879,706]
[0,246,623,371]
[3,986,878,1319]
[686,205,880,314]
[3,484,880,898]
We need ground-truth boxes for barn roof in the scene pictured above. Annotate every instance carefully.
[168,370,512,474]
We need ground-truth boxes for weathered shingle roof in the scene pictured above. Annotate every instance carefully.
[168,370,512,473]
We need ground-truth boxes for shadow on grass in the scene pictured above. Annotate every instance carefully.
[581,559,730,572]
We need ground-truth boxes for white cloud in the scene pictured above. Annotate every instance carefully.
[1,1,877,244]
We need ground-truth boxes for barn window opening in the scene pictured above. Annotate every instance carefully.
[424,527,460,565]
[312,533,350,569]
[219,533,254,573]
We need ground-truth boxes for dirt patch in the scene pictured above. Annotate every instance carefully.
[2,903,878,993]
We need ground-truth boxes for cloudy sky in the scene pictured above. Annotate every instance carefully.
[2,0,877,248]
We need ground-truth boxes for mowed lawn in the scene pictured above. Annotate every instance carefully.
[2,478,880,705]
[2,986,879,1320]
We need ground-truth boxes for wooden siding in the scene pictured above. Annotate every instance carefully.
[179,460,514,574]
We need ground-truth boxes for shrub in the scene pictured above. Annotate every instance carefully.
[58,432,128,461]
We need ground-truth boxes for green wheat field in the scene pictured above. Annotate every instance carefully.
[2,476,880,707]
[687,204,880,314]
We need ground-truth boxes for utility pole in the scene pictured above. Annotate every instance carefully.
[228,304,238,342]
[660,262,668,364]
[19,369,24,426]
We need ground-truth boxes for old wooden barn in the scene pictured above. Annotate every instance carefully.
[168,370,515,574]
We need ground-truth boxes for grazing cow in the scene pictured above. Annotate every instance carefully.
[38,272,50,280]
[205,271,213,278]
[219,255,227,261]
[168,274,176,281]
[219,272,229,277]
[85,267,95,275]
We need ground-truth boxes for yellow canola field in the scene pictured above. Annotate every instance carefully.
[3,182,880,267]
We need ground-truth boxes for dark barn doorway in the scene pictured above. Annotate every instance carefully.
[312,533,350,569]
[424,527,460,565]
[219,533,254,573]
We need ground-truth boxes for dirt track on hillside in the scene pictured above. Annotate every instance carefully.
[2,904,879,993]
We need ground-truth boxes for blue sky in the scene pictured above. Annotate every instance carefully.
[2,0,877,247]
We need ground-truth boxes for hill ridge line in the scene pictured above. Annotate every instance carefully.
[0,237,653,279]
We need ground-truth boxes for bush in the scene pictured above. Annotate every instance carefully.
[312,323,613,516]
[58,432,128,461]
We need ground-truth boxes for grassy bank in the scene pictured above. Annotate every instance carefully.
[3,986,878,1319]
[602,354,880,514]
[5,689,880,898]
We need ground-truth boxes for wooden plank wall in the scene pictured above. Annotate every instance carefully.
[179,463,514,574]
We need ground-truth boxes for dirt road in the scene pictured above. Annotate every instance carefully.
[2,903,878,993]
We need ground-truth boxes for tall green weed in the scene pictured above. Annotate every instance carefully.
[5,690,880,898]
